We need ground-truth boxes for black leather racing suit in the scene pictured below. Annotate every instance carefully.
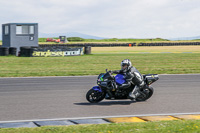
[113,66,144,89]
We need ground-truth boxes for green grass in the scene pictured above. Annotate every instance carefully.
[1,120,200,133]
[0,53,200,77]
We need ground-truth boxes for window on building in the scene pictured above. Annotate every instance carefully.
[16,25,22,34]
[22,25,29,34]
[29,26,34,34]
[5,25,9,35]
[16,25,35,35]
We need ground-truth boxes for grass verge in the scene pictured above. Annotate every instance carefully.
[0,53,200,77]
[1,120,200,133]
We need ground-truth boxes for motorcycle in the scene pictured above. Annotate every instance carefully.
[86,69,159,103]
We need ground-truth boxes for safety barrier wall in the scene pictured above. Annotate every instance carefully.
[39,42,200,47]
[39,43,136,47]
[138,42,200,46]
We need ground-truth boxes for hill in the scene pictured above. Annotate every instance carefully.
[39,32,105,39]
[169,36,200,41]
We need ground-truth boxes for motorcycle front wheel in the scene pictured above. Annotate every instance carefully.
[86,89,106,103]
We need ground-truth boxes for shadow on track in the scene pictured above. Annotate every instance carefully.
[74,100,145,106]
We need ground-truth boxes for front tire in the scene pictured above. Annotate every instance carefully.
[86,89,106,103]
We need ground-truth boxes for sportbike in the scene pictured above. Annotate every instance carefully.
[86,69,159,103]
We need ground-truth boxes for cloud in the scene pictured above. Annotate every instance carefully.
[0,0,200,38]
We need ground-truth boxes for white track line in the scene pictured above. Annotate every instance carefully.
[1,112,200,123]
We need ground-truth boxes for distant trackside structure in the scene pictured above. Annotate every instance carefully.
[2,23,38,54]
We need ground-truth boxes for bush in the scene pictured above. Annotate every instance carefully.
[38,38,47,42]
[67,37,85,42]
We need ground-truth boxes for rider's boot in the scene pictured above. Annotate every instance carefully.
[129,86,139,100]
[129,81,144,100]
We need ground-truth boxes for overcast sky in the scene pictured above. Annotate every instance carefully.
[0,0,200,38]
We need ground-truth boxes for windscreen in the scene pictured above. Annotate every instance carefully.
[103,72,112,79]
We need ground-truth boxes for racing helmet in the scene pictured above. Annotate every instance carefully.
[121,59,132,71]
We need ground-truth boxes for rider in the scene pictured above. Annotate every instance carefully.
[111,59,144,100]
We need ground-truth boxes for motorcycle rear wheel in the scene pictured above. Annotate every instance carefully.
[136,86,154,101]
[86,89,106,103]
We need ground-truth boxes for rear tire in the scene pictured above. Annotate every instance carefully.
[136,86,154,101]
[86,89,106,103]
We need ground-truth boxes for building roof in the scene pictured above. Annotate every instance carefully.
[2,23,38,25]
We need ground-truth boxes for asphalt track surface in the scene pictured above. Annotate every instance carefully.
[0,74,200,121]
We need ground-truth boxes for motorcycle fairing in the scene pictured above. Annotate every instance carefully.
[115,74,126,85]
[144,74,159,85]
[92,86,102,92]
